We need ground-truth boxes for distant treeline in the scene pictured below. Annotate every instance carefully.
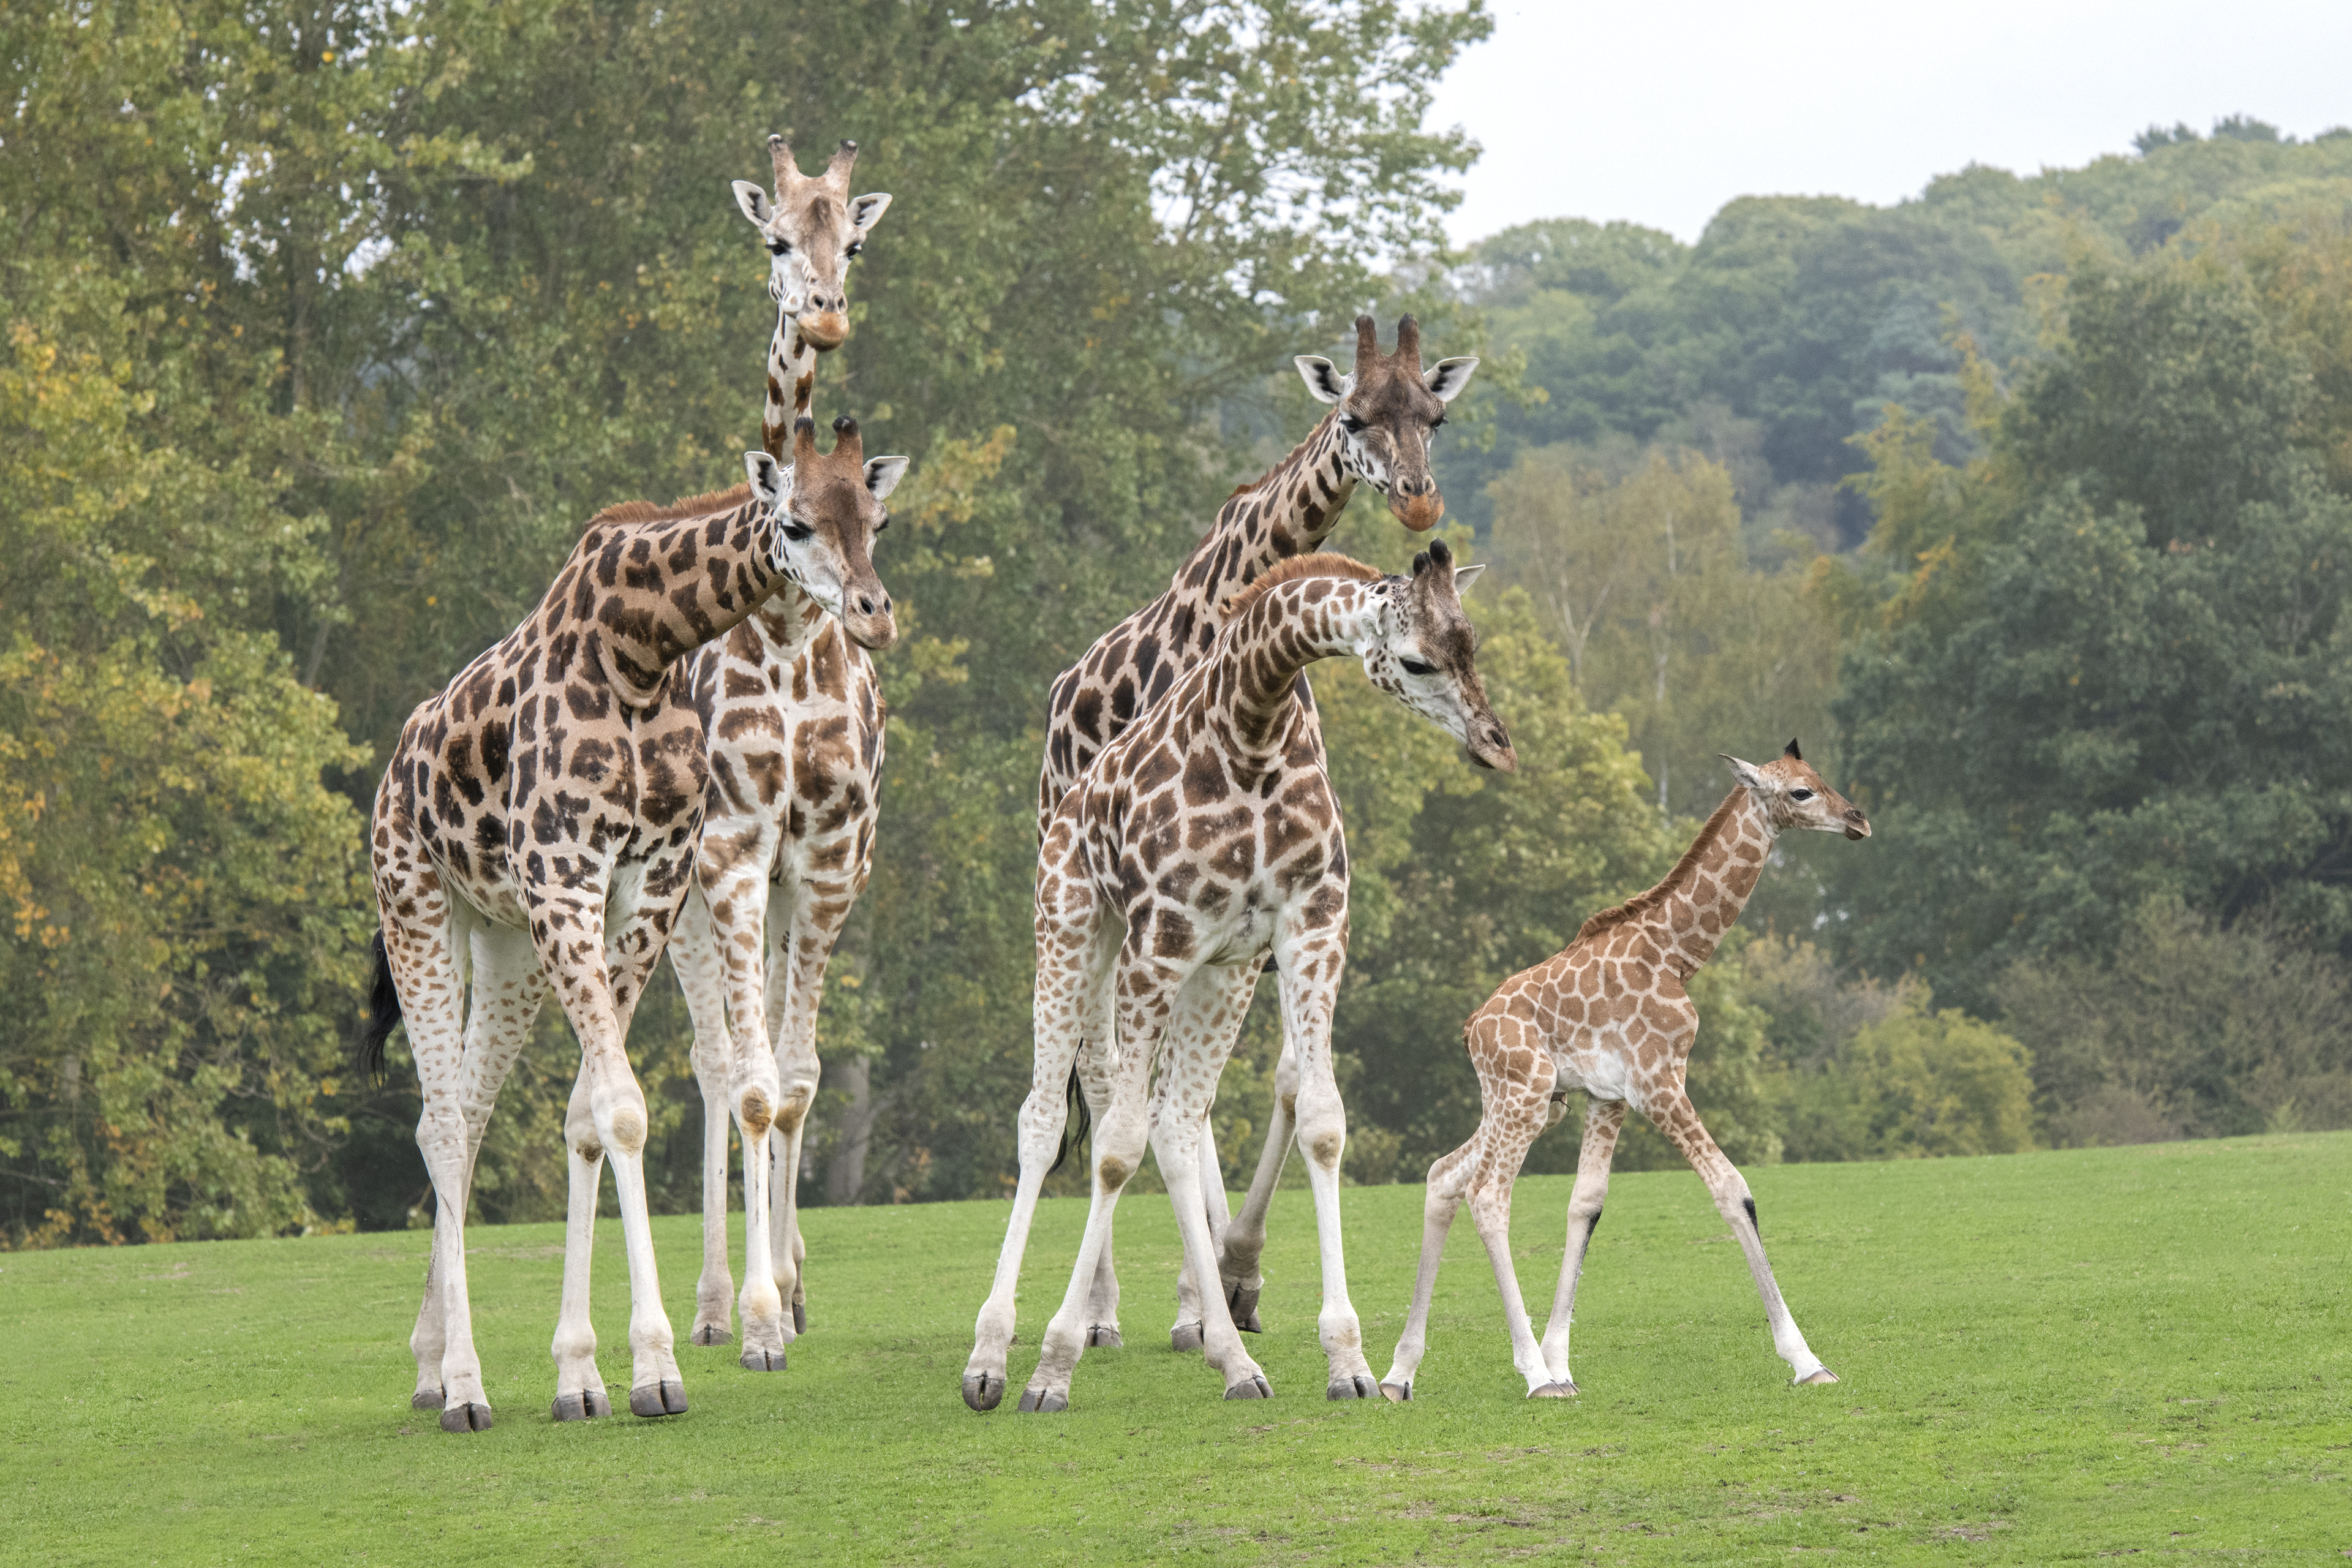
[2,0,2346,1245]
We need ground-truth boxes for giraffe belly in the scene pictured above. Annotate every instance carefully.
[1553,1046,1633,1105]
[1202,903,1276,968]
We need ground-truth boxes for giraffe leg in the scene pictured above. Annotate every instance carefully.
[550,1061,614,1421]
[1024,946,1195,1412]
[1151,962,1274,1398]
[1644,1085,1835,1385]
[965,857,1112,1411]
[1067,1036,1125,1349]
[669,886,738,1348]
[1459,1104,1558,1395]
[1212,1027,1294,1338]
[1273,940,1380,1401]
[1379,1135,1480,1401]
[380,896,475,1421]
[1537,1097,1626,1393]
[764,867,856,1346]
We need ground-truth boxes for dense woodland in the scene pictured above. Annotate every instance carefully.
[4,0,2349,1245]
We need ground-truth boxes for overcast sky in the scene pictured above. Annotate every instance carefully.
[1423,0,2352,247]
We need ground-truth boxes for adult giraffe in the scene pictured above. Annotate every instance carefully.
[1036,314,1477,1352]
[668,135,899,1366]
[1379,742,1870,1402]
[967,546,1515,1412]
[362,416,905,1431]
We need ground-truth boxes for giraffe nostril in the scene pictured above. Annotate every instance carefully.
[858,596,875,615]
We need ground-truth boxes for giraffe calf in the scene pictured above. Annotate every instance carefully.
[965,541,1516,1415]
[1380,741,1871,1401]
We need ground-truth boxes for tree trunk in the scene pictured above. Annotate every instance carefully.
[824,1055,877,1206]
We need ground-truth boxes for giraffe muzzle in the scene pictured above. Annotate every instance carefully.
[1390,489,1445,532]
[799,309,850,351]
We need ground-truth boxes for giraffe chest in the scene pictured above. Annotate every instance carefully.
[689,620,884,882]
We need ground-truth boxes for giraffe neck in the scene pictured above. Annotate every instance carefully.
[582,499,789,706]
[1218,575,1381,756]
[1175,413,1358,608]
[760,304,818,462]
[1653,788,1777,972]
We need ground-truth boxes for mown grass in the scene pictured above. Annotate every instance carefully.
[2,1134,2347,1565]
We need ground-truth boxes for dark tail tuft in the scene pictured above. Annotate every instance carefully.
[356,929,404,1083]
[1048,1065,1091,1177]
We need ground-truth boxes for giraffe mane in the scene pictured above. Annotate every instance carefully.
[1218,552,1386,617]
[582,483,755,535]
[1572,791,1744,944]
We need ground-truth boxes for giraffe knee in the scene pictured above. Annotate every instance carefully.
[1742,1196,1759,1237]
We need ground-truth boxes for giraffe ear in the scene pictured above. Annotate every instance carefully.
[1451,562,1486,591]
[863,455,911,502]
[1425,356,1479,404]
[744,450,791,510]
[850,192,892,238]
[732,179,774,227]
[1718,753,1768,791]
[1294,356,1352,405]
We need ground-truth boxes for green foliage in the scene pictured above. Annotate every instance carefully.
[1831,236,2352,1014]
[1997,897,2352,1146]
[1776,1001,2037,1164]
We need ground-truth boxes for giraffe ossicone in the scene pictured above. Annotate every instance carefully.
[965,546,1513,1415]
[1379,742,1871,1404]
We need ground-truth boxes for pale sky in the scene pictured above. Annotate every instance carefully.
[1425,0,2352,246]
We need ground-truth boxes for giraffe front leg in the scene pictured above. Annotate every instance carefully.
[551,1062,614,1422]
[1380,1134,1480,1401]
[761,872,850,1350]
[1274,939,1379,1401]
[1537,1096,1626,1394]
[965,874,1112,1411]
[669,887,738,1348]
[1646,1085,1836,1385]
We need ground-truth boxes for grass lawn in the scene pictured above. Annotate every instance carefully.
[2,1133,2347,1564]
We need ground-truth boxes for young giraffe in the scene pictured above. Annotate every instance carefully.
[1379,742,1871,1403]
[966,545,1517,1413]
[362,418,903,1432]
[670,138,898,1364]
[1036,314,1479,1353]
[731,134,891,461]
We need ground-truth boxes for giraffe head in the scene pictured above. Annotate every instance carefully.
[1720,740,1871,840]
[1294,314,1479,532]
[741,414,908,651]
[1360,539,1517,772]
[731,135,891,352]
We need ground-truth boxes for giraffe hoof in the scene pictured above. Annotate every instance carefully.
[1379,1381,1411,1403]
[1085,1324,1123,1349]
[962,1373,1005,1412]
[1170,1321,1205,1353]
[410,1387,445,1412]
[1327,1374,1379,1401]
[550,1387,611,1422]
[1016,1386,1068,1414]
[628,1380,688,1417]
[1226,1283,1262,1332]
[690,1324,733,1347]
[1529,1381,1580,1398]
[1223,1374,1273,1401]
[792,1300,807,1335]
[739,1347,787,1373]
[1796,1368,1840,1385]
[438,1401,493,1433]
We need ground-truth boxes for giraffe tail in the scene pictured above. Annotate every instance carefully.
[1047,1065,1091,1176]
[356,929,404,1083]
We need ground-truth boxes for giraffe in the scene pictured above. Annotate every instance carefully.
[965,544,1518,1413]
[731,134,891,463]
[668,138,899,1365]
[1035,314,1478,1353]
[1378,741,1871,1403]
[361,413,906,1431]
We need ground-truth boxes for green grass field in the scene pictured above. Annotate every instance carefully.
[4,1134,2347,1565]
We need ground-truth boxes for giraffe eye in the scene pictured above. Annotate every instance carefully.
[873,511,888,533]
[846,242,862,260]
[781,521,813,544]
[1430,413,1447,429]
[1399,656,1436,677]
[1340,413,1366,434]
[1790,787,1814,801]
[767,238,791,256]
